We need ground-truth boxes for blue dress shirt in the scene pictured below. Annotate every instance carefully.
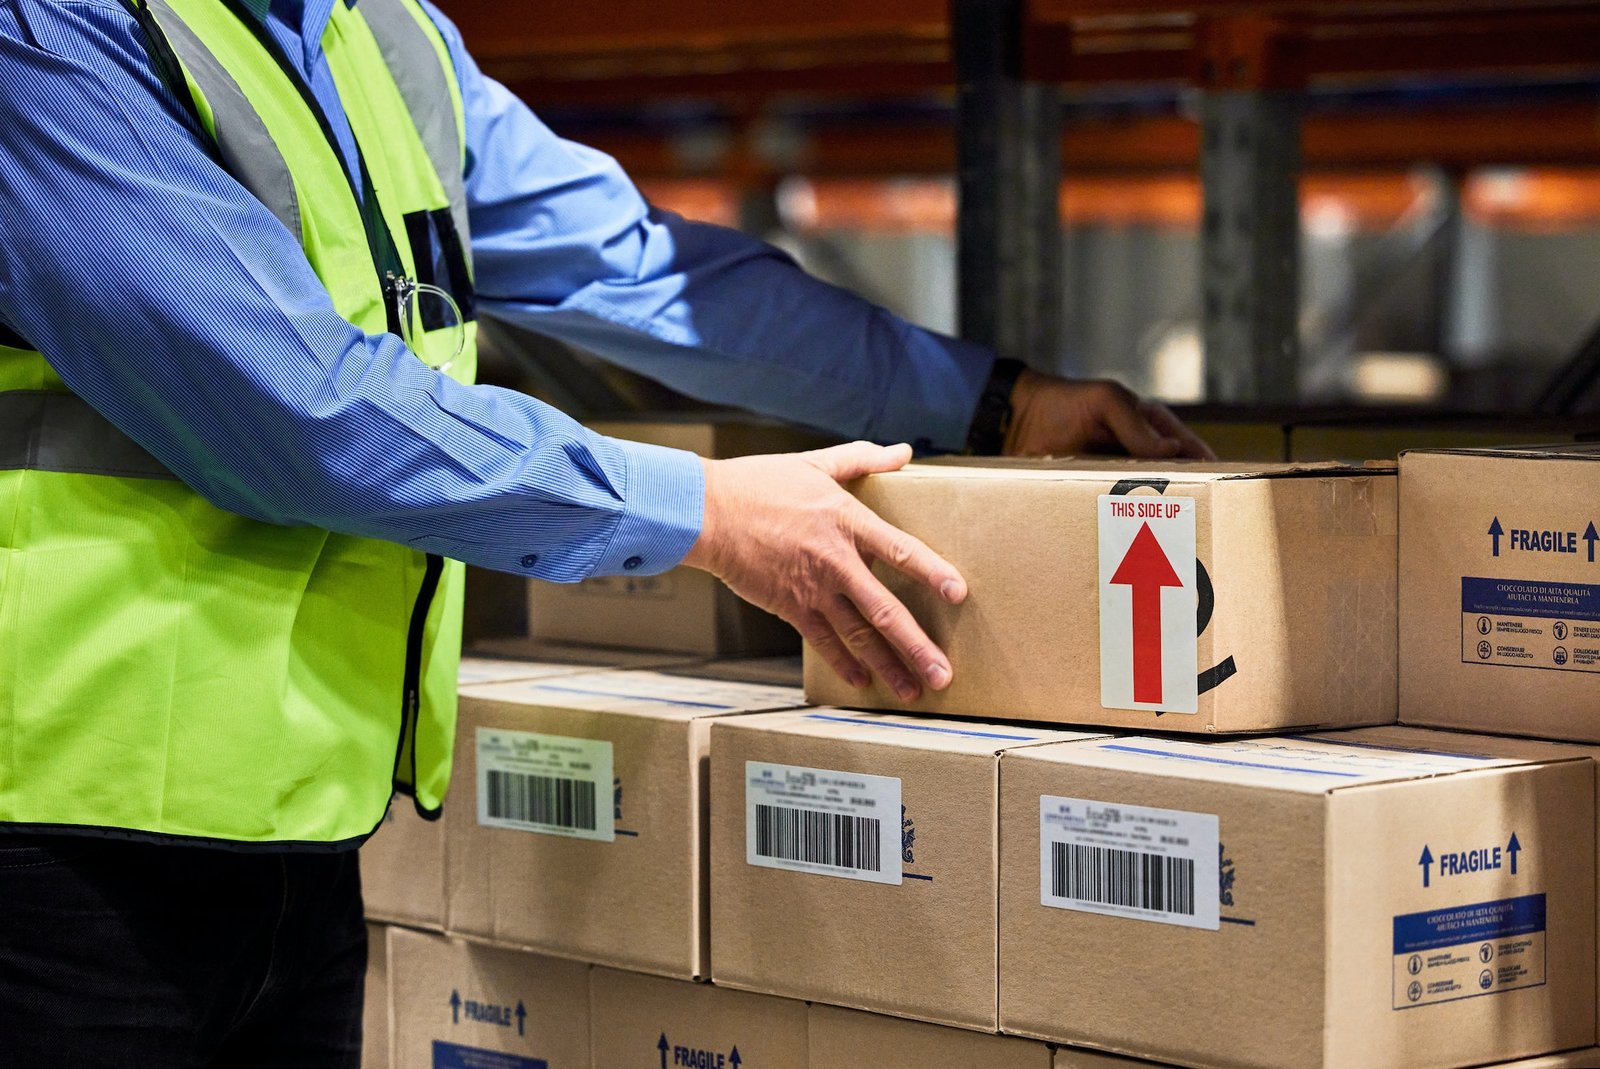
[0,0,992,579]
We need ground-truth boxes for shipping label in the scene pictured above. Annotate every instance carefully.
[1392,894,1547,1010]
[744,761,902,885]
[1461,577,1600,674]
[476,727,614,842]
[1098,495,1198,713]
[1040,795,1220,930]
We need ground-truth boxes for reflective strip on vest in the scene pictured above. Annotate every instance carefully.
[359,0,470,250]
[142,0,301,238]
[0,392,177,480]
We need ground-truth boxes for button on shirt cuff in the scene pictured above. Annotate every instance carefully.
[587,439,705,578]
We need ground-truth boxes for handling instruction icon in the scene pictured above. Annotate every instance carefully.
[1554,621,1569,641]
[1477,640,1492,660]
[1477,616,1491,635]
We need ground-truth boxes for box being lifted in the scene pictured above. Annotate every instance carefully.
[1400,444,1600,742]
[805,459,1397,733]
[999,727,1598,1069]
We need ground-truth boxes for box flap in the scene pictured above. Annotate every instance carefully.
[907,457,1374,482]
[460,670,806,721]
[1011,734,1531,794]
[1402,441,1600,462]
[718,708,1103,755]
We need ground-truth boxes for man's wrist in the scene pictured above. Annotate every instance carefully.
[963,357,1027,456]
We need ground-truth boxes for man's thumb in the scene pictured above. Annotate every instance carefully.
[807,441,914,482]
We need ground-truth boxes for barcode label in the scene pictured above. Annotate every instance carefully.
[485,770,597,831]
[1048,842,1195,916]
[1040,795,1218,929]
[745,761,901,885]
[476,727,614,841]
[754,804,882,871]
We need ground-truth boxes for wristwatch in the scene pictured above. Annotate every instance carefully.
[963,358,1027,456]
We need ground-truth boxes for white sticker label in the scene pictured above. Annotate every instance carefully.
[476,727,614,842]
[1098,494,1198,713]
[745,761,902,885]
[1040,795,1219,930]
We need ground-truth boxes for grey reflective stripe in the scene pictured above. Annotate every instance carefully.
[141,0,302,238]
[359,0,471,250]
[0,393,178,481]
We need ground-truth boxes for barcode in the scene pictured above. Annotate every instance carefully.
[754,803,881,872]
[1049,841,1196,916]
[484,770,596,831]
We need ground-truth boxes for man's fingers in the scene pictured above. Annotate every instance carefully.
[1095,385,1182,459]
[1142,401,1216,461]
[805,440,914,483]
[854,511,967,605]
[840,568,953,693]
[823,596,923,701]
[794,610,870,689]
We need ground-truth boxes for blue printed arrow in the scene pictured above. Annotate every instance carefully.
[515,1000,526,1037]
[730,1047,742,1067]
[658,1032,669,1069]
[1489,517,1504,557]
[1585,523,1598,564]
[450,990,461,1025]
[1508,833,1522,875]
[1419,845,1434,888]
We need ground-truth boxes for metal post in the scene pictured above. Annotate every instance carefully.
[1197,17,1305,403]
[952,0,1062,367]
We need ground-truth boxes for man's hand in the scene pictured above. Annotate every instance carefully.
[1004,370,1216,460]
[683,441,966,700]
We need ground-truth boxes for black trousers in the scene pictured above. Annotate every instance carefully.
[0,832,367,1068]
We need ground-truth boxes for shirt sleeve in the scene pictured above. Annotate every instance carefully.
[0,0,702,580]
[421,4,994,453]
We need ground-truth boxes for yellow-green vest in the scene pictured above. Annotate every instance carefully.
[0,0,477,846]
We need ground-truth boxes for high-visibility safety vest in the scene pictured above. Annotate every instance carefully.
[0,0,478,847]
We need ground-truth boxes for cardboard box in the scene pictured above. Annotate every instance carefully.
[590,968,809,1069]
[528,418,834,656]
[1290,415,1599,464]
[999,727,1598,1069]
[1053,1049,1600,1068]
[710,708,1104,1030]
[363,924,389,1069]
[805,459,1398,734]
[388,928,590,1069]
[446,671,807,979]
[809,1004,1052,1068]
[464,637,703,672]
[1400,445,1600,741]
[364,653,658,929]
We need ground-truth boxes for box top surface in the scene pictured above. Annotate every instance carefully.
[459,670,806,721]
[1008,732,1564,794]
[457,656,595,687]
[1403,441,1600,462]
[716,708,1104,755]
[885,457,1382,484]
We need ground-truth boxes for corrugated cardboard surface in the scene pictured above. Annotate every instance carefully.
[809,1004,1052,1068]
[387,929,590,1069]
[362,924,388,1069]
[527,418,829,656]
[447,672,806,979]
[1400,447,1600,741]
[662,654,805,688]
[804,460,1397,734]
[710,709,1103,1030]
[1000,729,1597,1069]
[364,655,641,929]
[590,968,808,1069]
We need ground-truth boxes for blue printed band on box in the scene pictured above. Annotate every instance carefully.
[433,1041,548,1069]
[1461,578,1600,623]
[1393,894,1546,955]
[1391,894,1547,1011]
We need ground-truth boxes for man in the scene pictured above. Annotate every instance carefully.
[0,0,1209,1061]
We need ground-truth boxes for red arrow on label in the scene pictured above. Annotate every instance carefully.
[1109,522,1184,704]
